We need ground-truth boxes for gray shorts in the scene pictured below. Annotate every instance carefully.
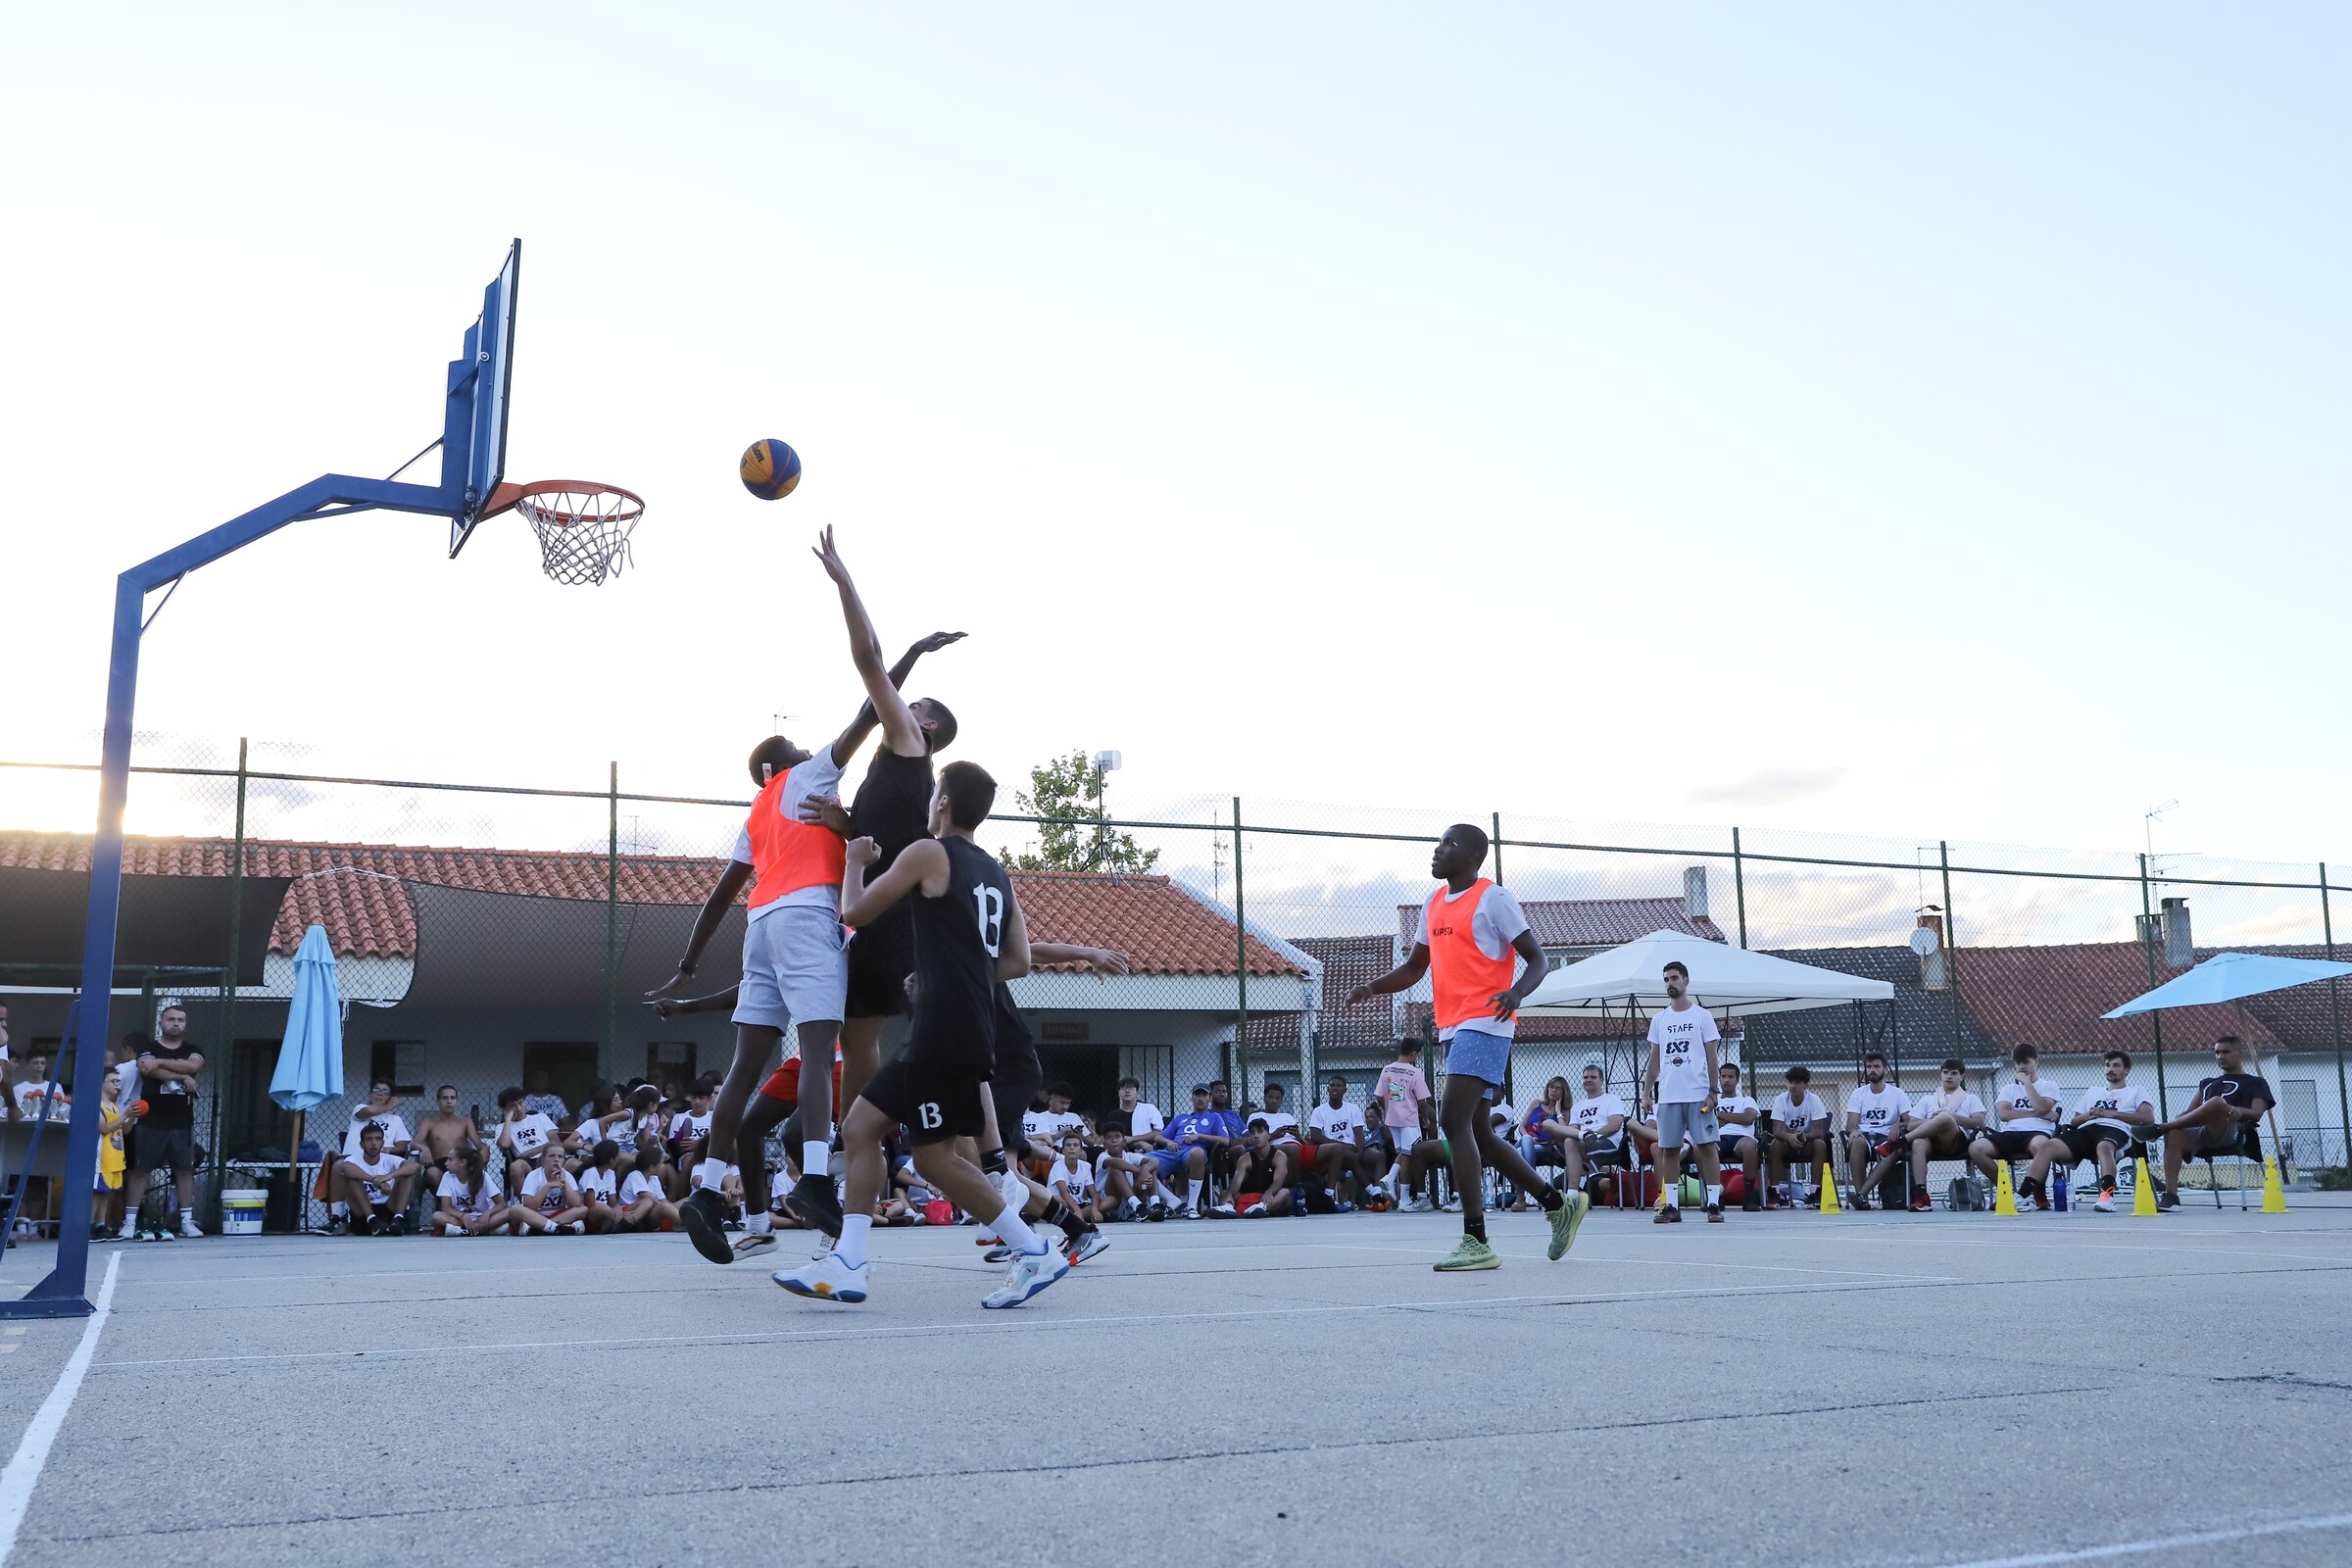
[1655,1102,1718,1148]
[129,1124,194,1173]
[733,905,849,1030]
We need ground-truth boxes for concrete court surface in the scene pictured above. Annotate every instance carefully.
[4,1201,2351,1568]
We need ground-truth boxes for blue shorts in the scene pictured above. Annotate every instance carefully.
[1148,1148,1195,1180]
[1443,1027,1512,1088]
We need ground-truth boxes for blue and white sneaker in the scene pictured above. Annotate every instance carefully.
[981,1245,1069,1309]
[774,1251,868,1303]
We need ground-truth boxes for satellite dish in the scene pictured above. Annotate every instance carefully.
[1908,927,1940,956]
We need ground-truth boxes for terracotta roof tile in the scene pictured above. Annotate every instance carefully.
[1009,869,1302,977]
[1396,895,1728,950]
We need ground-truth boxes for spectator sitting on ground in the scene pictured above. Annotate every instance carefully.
[515,1144,588,1233]
[414,1084,484,1195]
[626,1086,676,1193]
[1902,1057,1990,1209]
[2153,1035,2274,1210]
[577,1140,623,1231]
[1561,1064,1630,1194]
[615,1149,677,1230]
[332,1122,416,1236]
[667,1078,717,1187]
[1358,1115,1397,1208]
[495,1086,561,1191]
[1046,1132,1102,1224]
[1152,1085,1232,1218]
[1974,1044,2066,1209]
[1214,1118,1293,1216]
[1304,1076,1373,1207]
[1766,1065,1835,1207]
[2063,1050,2158,1212]
[1842,1051,1913,1209]
[1714,1062,1764,1210]
[433,1147,509,1236]
[1098,1076,1167,1146]
[521,1071,567,1122]
[1094,1126,1162,1218]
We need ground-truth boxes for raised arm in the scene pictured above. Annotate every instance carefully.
[826,632,966,767]
[1027,944,1132,974]
[813,527,926,761]
[1343,944,1432,1006]
[648,861,754,1001]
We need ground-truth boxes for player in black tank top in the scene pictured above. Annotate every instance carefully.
[776,757,1072,1310]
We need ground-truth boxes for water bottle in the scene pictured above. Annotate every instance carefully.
[2052,1166,2069,1211]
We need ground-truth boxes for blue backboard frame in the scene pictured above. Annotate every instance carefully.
[446,238,520,556]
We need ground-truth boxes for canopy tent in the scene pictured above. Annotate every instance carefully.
[2099,951,2352,1018]
[1521,929,1893,1017]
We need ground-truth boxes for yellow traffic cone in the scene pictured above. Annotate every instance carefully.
[2261,1155,2288,1213]
[1993,1159,2019,1216]
[1818,1163,1841,1214]
[2132,1156,2159,1216]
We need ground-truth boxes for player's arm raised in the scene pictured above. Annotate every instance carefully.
[841,835,947,928]
[813,526,929,761]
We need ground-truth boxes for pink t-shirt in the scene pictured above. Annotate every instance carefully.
[1373,1062,1432,1130]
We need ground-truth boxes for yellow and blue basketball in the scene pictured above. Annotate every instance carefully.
[739,439,802,501]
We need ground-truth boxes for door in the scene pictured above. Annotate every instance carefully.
[522,1043,602,1117]
[1035,1045,1122,1124]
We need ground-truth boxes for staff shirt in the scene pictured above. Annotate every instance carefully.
[1648,1005,1721,1103]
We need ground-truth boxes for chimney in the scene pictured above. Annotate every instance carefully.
[2161,897,2192,969]
[1683,866,1709,919]
[1916,909,1948,991]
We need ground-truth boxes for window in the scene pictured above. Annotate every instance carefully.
[368,1041,426,1097]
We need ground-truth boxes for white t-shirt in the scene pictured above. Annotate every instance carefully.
[1047,1157,1095,1198]
[1257,1109,1300,1140]
[619,1170,666,1208]
[1714,1094,1761,1138]
[1307,1102,1366,1146]
[669,1109,712,1145]
[2071,1084,2154,1133]
[578,1167,618,1206]
[1845,1084,1912,1138]
[1911,1087,1986,1126]
[1771,1090,1832,1138]
[346,1149,403,1200]
[1570,1092,1628,1151]
[13,1083,68,1120]
[1415,881,1532,1041]
[503,1112,559,1158]
[520,1167,575,1214]
[1993,1077,2062,1134]
[731,748,848,919]
[436,1169,501,1218]
[342,1108,411,1158]
[1121,1102,1165,1137]
[113,1059,142,1108]
[1024,1108,1086,1144]
[1648,1005,1721,1103]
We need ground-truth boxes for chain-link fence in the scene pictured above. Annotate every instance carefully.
[5,742,2347,1233]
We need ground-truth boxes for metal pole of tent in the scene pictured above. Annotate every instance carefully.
[2138,855,2171,1119]
[1732,826,1749,949]
[2323,865,2349,1169]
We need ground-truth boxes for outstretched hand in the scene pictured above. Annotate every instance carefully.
[812,524,851,586]
[1344,985,1375,1007]
[1078,948,1133,976]
[644,969,694,1004]
[908,631,967,656]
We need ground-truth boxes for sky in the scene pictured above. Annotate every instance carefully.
[2,4,2346,875]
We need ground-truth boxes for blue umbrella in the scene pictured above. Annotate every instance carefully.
[2099,951,2352,1018]
[268,925,343,1228]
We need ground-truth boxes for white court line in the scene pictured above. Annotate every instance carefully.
[1921,1506,2352,1567]
[0,1252,122,1567]
[105,1273,1953,1371]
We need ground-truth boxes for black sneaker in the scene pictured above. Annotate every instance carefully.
[679,1188,735,1264]
[784,1175,844,1240]
[325,1215,349,1237]
[1704,1200,1725,1223]
[389,1213,410,1237]
[2156,1190,2180,1212]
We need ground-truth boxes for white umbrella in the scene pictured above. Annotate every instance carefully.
[1520,930,1892,1016]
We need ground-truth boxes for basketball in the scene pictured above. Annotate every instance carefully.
[739,438,802,500]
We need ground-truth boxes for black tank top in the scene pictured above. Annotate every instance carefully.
[906,836,1013,1066]
[850,748,935,879]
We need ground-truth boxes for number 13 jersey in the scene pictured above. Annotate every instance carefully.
[906,836,1014,1067]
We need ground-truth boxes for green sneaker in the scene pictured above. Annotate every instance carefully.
[1546,1190,1591,1261]
[1433,1235,1501,1272]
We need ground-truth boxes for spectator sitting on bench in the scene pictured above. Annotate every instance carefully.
[1521,1076,1571,1171]
[1902,1057,1989,1210]
[1713,1061,1763,1210]
[1303,1077,1374,1206]
[1766,1065,1834,1206]
[1974,1044,2066,1209]
[1842,1052,1912,1209]
[2062,1050,2157,1212]
[1561,1064,1631,1194]
[2152,1035,2273,1211]
[331,1121,416,1236]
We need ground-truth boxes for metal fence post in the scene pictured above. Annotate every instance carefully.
[1492,810,1503,888]
[1938,842,1960,1072]
[605,761,620,1075]
[1233,797,1248,1113]
[2137,854,2171,1119]
[208,736,249,1230]
[1732,826,1749,949]
[2324,863,2348,1169]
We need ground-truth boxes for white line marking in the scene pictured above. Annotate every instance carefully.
[1920,1507,2352,1567]
[0,1252,122,1566]
[105,1274,1951,1370]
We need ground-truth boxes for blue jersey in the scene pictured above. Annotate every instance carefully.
[1165,1110,1228,1146]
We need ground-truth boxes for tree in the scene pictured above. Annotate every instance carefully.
[999,749,1160,873]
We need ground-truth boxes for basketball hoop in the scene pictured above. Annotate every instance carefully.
[483,480,643,586]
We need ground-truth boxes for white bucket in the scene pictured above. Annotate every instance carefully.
[220,1190,268,1236]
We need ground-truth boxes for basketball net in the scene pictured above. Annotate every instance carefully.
[510,483,643,586]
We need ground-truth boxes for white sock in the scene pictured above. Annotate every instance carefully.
[1187,1179,1204,1210]
[695,1159,727,1195]
[331,1201,348,1218]
[1706,1185,1722,1206]
[747,1211,772,1235]
[834,1213,873,1269]
[991,1203,1046,1255]
[802,1141,830,1183]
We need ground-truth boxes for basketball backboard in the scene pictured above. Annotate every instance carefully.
[445,239,520,557]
